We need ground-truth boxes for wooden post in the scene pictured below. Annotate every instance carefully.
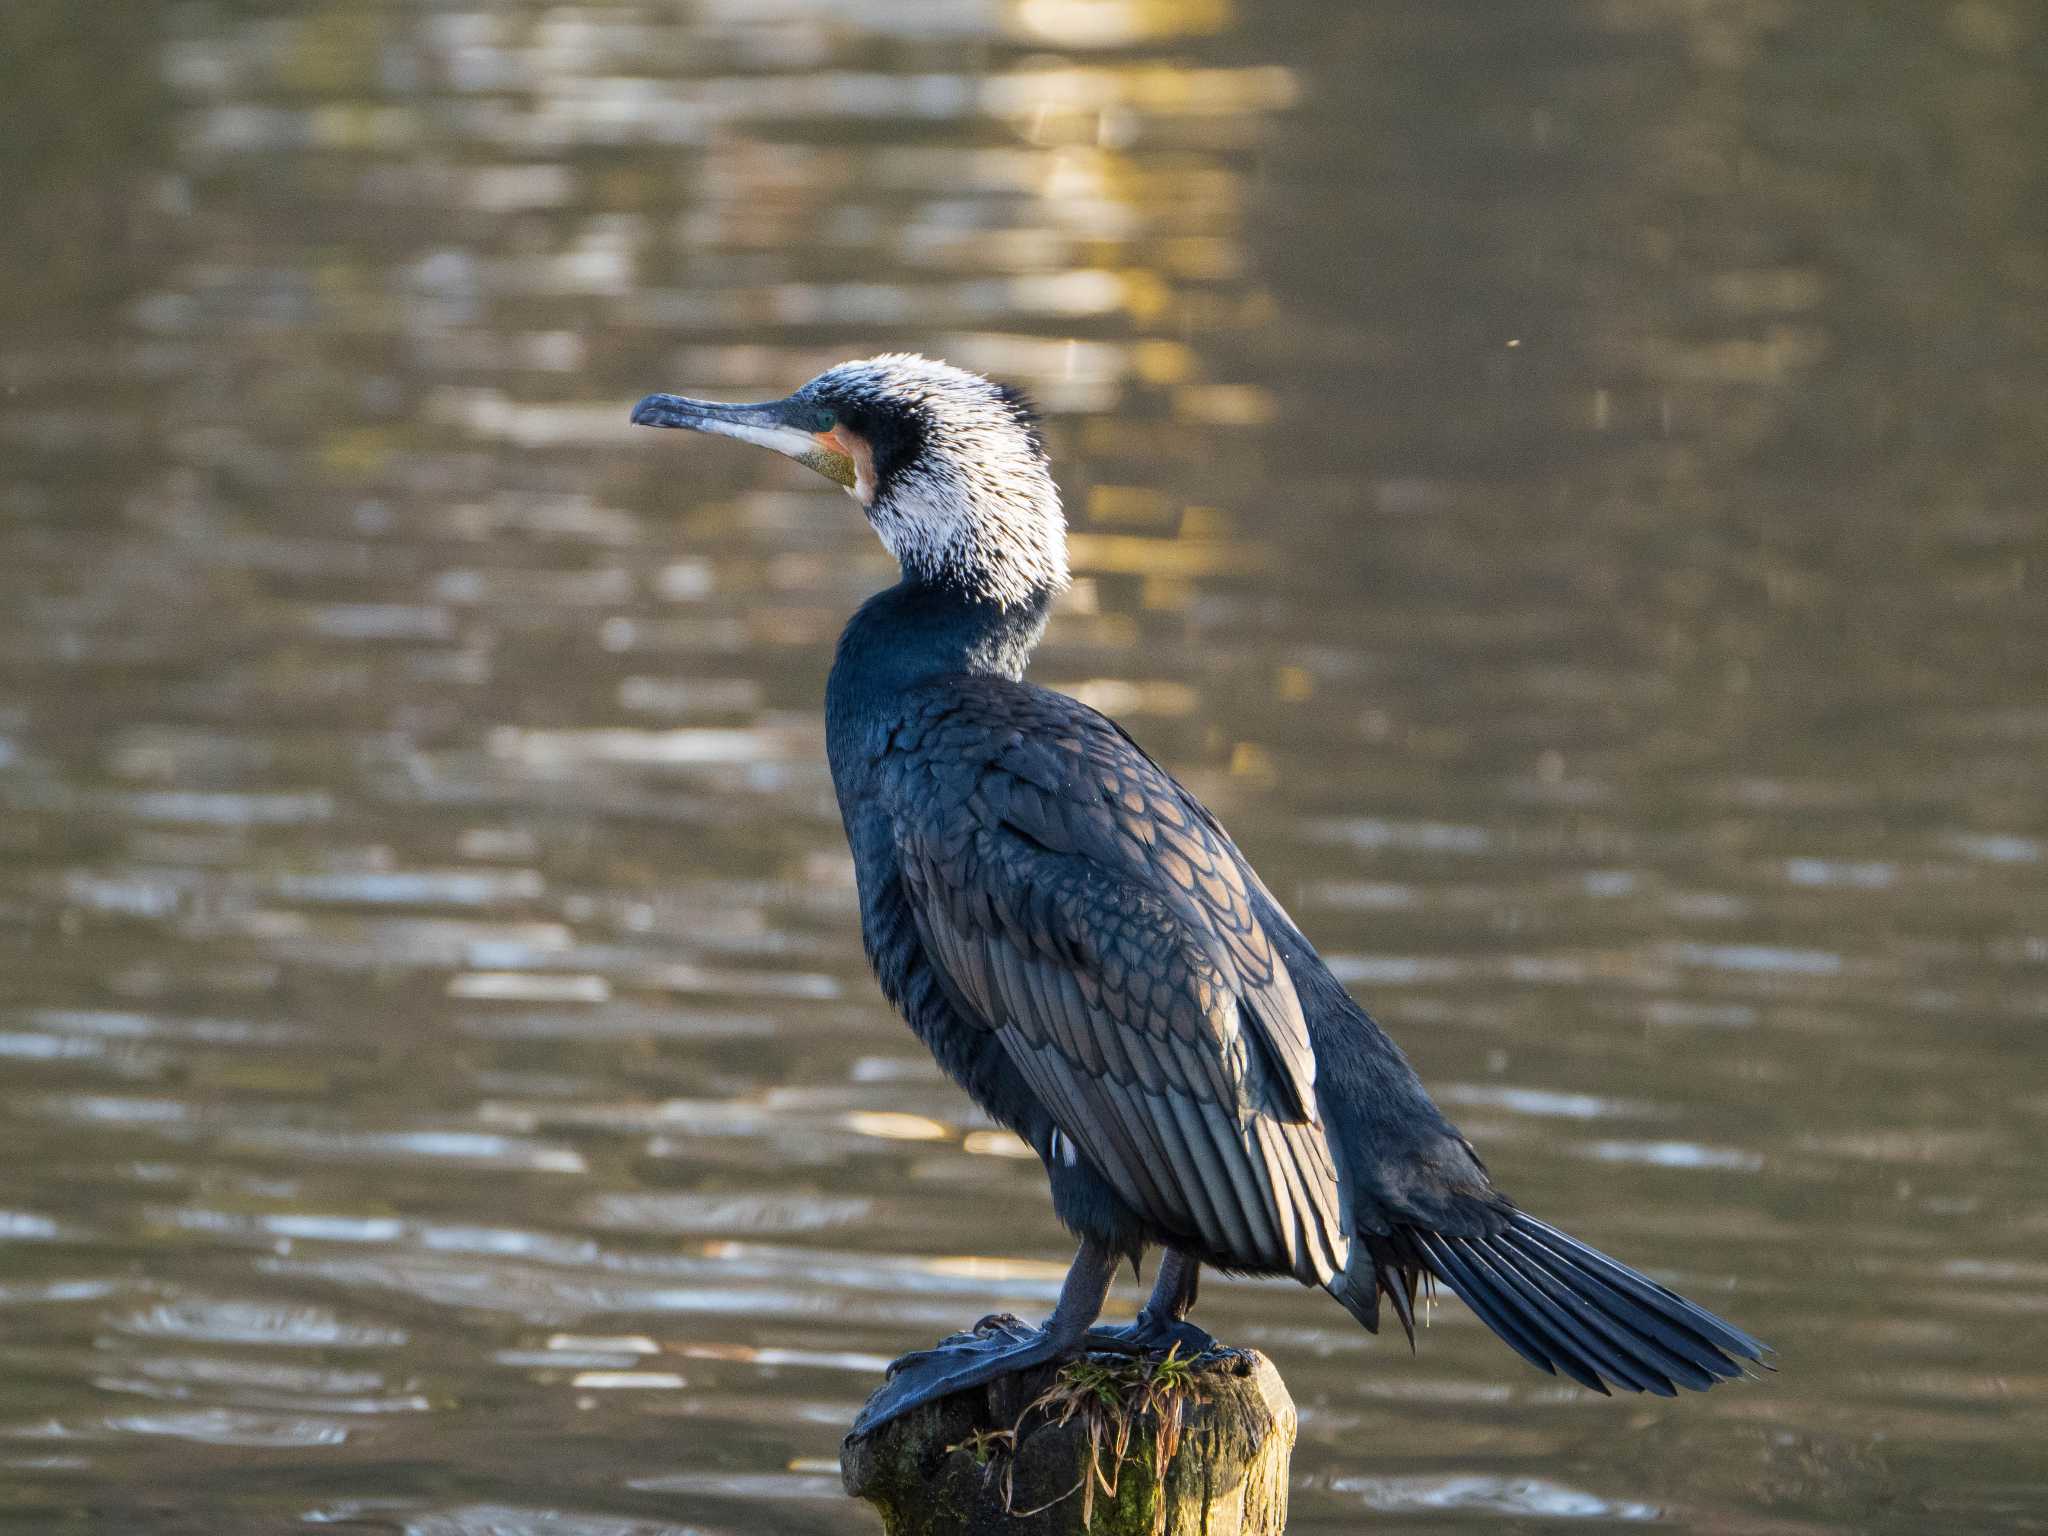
[842,1346,1295,1536]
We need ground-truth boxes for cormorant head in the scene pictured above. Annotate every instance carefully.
[632,354,1067,609]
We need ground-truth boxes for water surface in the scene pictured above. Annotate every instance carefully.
[3,2,2045,1532]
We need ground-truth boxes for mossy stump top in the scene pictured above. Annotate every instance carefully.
[841,1345,1295,1536]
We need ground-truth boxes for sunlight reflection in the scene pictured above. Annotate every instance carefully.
[839,1111,953,1142]
[1014,0,1231,47]
[961,1129,1038,1159]
[1331,1474,1660,1522]
[5,0,2041,1525]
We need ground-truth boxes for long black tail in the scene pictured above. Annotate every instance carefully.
[1330,1211,1770,1397]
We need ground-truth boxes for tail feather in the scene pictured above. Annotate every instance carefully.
[1414,1227,1602,1388]
[1424,1229,1654,1394]
[1334,1209,1769,1396]
[1504,1214,1766,1367]
[1475,1227,1708,1391]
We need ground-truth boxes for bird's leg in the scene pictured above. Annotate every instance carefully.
[1151,1247,1201,1322]
[851,1238,1122,1438]
[1083,1247,1221,1356]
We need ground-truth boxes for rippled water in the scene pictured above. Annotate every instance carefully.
[3,3,2046,1532]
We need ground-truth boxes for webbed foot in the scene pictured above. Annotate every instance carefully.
[1084,1313,1222,1358]
[852,1317,1074,1438]
[881,1313,1034,1379]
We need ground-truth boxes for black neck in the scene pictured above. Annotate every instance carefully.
[834,576,1053,688]
[826,576,1054,752]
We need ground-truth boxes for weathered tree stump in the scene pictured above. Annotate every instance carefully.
[842,1339,1295,1536]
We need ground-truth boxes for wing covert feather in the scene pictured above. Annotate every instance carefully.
[885,681,1347,1283]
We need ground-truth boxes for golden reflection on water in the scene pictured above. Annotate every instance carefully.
[1,0,2046,1533]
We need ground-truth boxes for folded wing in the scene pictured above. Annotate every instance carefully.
[888,682,1347,1284]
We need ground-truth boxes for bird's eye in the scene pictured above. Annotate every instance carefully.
[813,408,838,433]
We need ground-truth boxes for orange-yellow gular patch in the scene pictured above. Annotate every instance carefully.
[812,425,877,504]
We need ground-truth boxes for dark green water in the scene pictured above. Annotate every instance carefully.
[3,2,2045,1531]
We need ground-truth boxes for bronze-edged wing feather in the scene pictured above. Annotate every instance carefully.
[886,681,1348,1285]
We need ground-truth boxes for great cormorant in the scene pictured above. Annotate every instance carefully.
[632,356,1768,1437]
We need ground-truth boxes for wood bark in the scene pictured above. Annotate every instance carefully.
[842,1350,1295,1536]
